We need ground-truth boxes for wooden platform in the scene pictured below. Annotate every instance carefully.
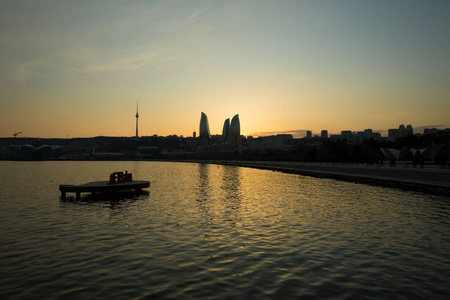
[59,180,150,199]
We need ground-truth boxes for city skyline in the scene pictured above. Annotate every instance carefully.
[2,104,448,139]
[1,1,449,138]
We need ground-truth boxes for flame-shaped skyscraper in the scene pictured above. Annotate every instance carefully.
[199,112,211,139]
[229,114,240,139]
[222,118,230,140]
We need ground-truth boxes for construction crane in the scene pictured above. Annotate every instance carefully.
[13,131,22,137]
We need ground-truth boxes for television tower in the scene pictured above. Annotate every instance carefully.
[135,101,139,137]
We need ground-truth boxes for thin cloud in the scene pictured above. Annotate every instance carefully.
[248,130,309,138]
[12,61,53,82]
[162,7,209,28]
[85,50,174,72]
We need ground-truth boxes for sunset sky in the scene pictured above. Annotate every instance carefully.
[1,0,449,138]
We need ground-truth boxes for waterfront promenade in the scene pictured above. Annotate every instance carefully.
[204,161,450,196]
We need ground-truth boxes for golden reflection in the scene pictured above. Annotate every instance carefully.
[195,164,244,229]
[220,165,242,220]
[197,163,211,202]
[196,163,214,230]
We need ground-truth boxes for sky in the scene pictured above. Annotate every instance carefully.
[1,0,449,138]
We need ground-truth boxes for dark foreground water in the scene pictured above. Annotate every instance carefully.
[0,161,449,299]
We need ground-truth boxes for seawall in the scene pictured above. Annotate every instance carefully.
[186,160,450,197]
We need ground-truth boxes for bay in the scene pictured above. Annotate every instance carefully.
[0,161,449,299]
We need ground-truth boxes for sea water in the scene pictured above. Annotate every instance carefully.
[0,161,449,299]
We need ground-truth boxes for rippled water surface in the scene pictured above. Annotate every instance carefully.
[1,161,449,299]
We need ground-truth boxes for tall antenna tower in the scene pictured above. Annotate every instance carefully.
[135,101,139,137]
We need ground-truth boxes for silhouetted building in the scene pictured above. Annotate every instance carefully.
[341,131,353,142]
[399,124,406,138]
[355,131,365,143]
[405,125,413,136]
[388,124,413,139]
[424,128,440,135]
[199,112,211,139]
[330,134,341,141]
[306,131,312,139]
[388,129,399,139]
[222,118,230,140]
[229,114,240,139]
[321,130,328,139]
[262,134,293,149]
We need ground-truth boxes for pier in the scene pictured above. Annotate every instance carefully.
[59,171,150,199]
